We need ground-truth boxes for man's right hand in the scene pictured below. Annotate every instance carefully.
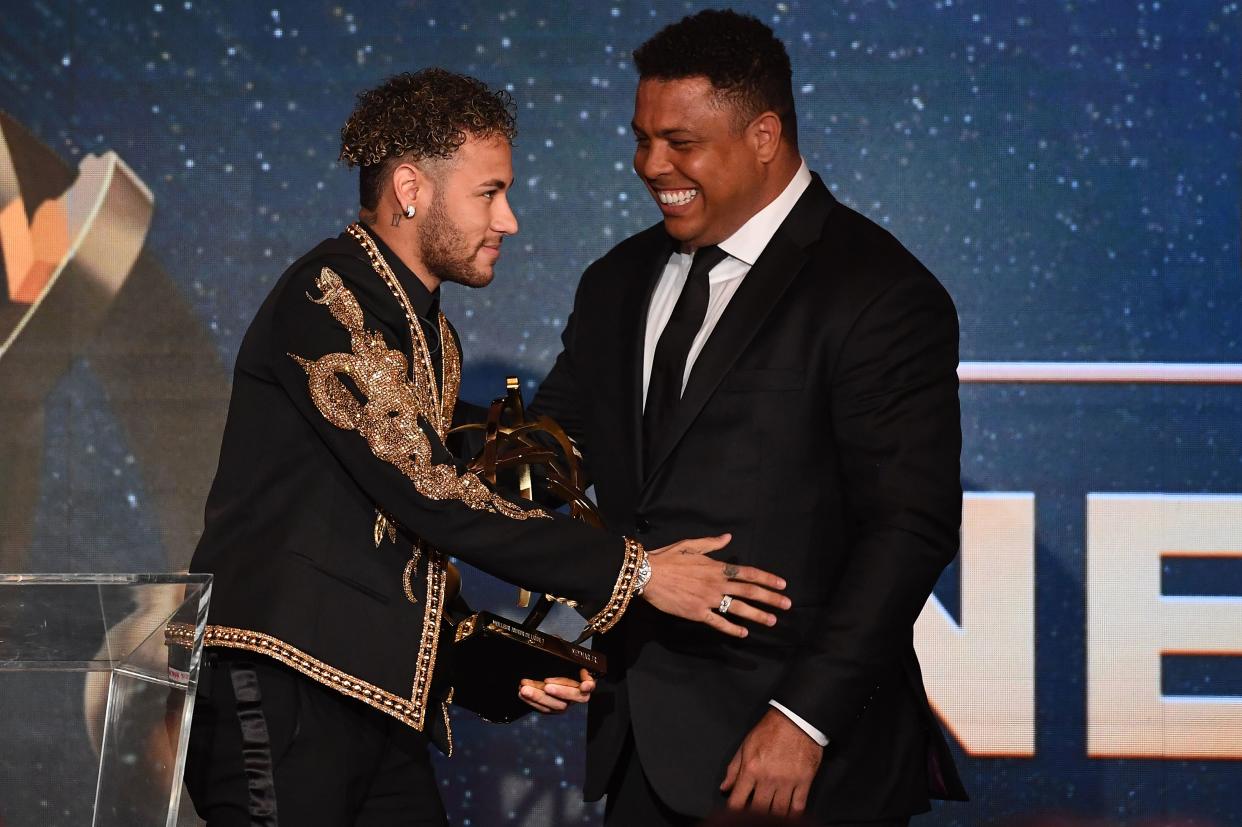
[640,534,790,637]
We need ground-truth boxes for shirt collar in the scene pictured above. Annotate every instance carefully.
[716,159,813,268]
[357,224,440,320]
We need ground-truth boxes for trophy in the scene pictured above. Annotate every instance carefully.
[448,378,607,723]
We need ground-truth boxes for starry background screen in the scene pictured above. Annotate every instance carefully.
[1,1,1239,825]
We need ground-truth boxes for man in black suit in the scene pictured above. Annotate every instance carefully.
[532,11,968,825]
[185,68,787,826]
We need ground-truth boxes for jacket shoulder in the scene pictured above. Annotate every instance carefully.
[271,236,375,301]
[237,236,390,361]
[579,222,667,285]
[815,201,953,309]
[600,222,668,261]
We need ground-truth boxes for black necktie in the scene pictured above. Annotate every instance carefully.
[643,244,729,473]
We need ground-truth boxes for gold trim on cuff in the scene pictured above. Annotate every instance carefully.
[581,537,645,637]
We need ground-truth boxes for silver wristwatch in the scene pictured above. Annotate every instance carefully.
[633,550,652,595]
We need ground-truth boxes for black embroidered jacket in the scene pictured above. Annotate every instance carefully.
[190,227,640,754]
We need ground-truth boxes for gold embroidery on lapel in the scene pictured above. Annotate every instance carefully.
[438,312,461,436]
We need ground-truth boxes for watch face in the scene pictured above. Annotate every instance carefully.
[635,557,652,592]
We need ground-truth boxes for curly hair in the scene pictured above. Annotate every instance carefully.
[340,68,517,209]
[633,9,797,145]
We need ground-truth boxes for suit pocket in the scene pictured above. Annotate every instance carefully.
[290,550,391,604]
[719,367,805,392]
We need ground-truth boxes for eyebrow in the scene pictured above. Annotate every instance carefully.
[630,123,696,138]
[477,178,510,190]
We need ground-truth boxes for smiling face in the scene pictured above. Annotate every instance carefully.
[416,133,517,288]
[632,76,770,251]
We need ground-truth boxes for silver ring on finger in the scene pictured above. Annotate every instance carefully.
[718,595,733,614]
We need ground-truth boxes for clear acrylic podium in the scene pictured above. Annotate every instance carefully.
[0,573,211,827]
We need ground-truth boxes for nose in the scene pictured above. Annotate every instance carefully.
[634,141,671,181]
[492,194,518,236]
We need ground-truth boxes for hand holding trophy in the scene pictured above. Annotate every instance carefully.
[450,379,788,723]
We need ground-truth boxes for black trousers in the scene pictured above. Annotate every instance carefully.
[604,730,910,827]
[604,730,697,826]
[184,653,446,827]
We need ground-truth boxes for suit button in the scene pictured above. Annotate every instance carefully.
[635,517,651,534]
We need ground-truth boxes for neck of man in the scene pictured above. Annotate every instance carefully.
[360,207,442,293]
[686,149,802,252]
[750,148,803,219]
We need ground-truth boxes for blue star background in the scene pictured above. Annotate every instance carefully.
[1,1,1239,824]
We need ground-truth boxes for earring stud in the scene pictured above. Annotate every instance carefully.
[404,204,416,219]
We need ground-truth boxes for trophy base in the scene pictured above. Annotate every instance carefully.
[451,611,607,723]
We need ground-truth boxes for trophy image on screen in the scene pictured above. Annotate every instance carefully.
[449,378,607,723]
[0,111,230,824]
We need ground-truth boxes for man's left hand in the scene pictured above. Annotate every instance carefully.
[720,708,823,817]
[517,668,595,714]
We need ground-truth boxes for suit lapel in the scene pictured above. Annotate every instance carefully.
[642,177,836,484]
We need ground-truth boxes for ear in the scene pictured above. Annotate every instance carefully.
[747,110,784,164]
[389,162,421,212]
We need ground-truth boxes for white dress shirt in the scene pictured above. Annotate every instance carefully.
[640,159,829,747]
[641,160,814,405]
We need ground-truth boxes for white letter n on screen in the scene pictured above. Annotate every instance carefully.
[1087,494,1242,758]
[916,492,1036,757]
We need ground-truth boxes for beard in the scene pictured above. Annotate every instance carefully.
[417,194,493,288]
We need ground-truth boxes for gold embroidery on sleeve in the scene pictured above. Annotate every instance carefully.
[374,510,397,547]
[291,266,546,521]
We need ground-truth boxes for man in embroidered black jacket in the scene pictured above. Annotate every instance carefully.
[185,70,789,826]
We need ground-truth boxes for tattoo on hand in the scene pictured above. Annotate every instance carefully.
[723,563,739,579]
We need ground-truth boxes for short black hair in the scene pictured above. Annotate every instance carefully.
[633,9,797,146]
[339,68,517,210]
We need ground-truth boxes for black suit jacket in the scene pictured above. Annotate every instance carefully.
[191,229,635,754]
[532,175,968,819]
